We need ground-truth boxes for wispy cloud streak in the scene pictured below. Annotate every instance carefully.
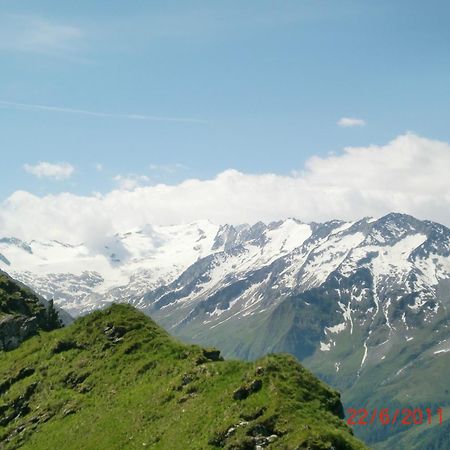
[0,14,83,56]
[0,100,207,124]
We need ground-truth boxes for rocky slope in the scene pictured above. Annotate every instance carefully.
[0,270,63,351]
[0,304,366,450]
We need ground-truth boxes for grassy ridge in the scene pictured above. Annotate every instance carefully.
[0,304,367,449]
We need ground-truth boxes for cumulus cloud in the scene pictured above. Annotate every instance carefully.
[337,117,366,127]
[3,133,450,246]
[23,161,74,180]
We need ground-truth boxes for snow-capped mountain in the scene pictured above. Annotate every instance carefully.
[2,212,449,371]
[1,214,449,348]
[0,218,317,317]
[0,220,222,315]
[132,214,449,367]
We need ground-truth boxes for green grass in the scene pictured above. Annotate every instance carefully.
[0,304,367,450]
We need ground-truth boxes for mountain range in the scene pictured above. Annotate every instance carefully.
[1,212,449,449]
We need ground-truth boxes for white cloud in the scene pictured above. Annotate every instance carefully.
[24,162,74,180]
[113,174,150,190]
[337,117,366,127]
[0,14,83,56]
[3,134,450,247]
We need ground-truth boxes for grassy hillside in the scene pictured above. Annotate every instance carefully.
[0,304,367,450]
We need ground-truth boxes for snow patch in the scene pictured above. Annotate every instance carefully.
[326,322,346,334]
[320,342,331,351]
[434,348,450,355]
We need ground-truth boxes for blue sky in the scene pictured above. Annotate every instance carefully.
[0,0,449,201]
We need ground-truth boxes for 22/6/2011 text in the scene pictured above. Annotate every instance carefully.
[346,407,443,427]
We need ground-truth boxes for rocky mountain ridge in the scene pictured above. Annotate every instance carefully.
[0,270,63,351]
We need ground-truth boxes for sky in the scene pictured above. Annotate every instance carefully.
[0,0,449,242]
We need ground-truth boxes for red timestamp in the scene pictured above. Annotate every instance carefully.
[346,407,444,427]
